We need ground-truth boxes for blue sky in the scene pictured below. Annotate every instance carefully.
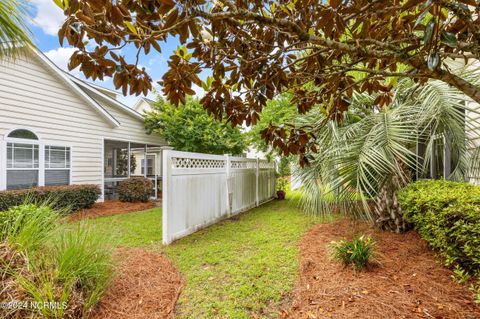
[28,0,205,107]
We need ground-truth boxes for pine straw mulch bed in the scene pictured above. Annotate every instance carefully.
[90,247,183,319]
[69,200,156,221]
[285,219,480,319]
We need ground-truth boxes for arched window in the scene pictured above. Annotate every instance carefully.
[7,129,38,140]
[4,129,71,190]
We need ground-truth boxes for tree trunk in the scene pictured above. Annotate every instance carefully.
[373,177,410,233]
[409,58,480,105]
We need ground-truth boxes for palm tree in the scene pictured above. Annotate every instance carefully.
[0,0,33,57]
[295,66,480,232]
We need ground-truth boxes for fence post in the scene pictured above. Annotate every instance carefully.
[225,154,232,215]
[256,158,259,207]
[162,150,171,245]
[273,161,277,198]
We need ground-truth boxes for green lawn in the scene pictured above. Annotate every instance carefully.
[79,195,330,318]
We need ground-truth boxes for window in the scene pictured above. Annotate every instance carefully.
[8,129,38,140]
[141,155,155,176]
[6,143,39,189]
[45,146,71,186]
[4,129,72,189]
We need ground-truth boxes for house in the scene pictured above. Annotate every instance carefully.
[133,97,156,114]
[131,97,167,178]
[0,46,170,200]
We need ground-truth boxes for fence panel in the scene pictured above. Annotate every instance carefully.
[229,157,257,213]
[258,160,276,203]
[162,150,276,244]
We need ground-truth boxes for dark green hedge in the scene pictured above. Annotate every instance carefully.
[0,185,100,213]
[398,180,480,277]
[117,177,153,203]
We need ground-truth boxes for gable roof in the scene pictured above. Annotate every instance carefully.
[68,76,145,121]
[30,46,147,127]
[30,47,121,127]
[133,97,155,112]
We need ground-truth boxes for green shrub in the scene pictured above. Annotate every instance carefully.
[330,235,375,269]
[117,177,153,202]
[398,180,480,277]
[276,176,289,192]
[0,184,100,213]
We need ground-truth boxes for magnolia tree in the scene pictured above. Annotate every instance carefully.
[57,0,480,165]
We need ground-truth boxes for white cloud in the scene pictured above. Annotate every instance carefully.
[193,85,205,98]
[148,55,166,67]
[31,0,65,36]
[44,47,81,77]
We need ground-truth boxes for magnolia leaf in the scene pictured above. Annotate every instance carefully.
[207,76,213,88]
[427,52,440,71]
[53,0,64,9]
[458,0,476,5]
[124,21,138,35]
[403,0,423,9]
[423,18,435,45]
[414,7,429,29]
[270,3,276,13]
[201,80,208,91]
[440,32,457,48]
[329,0,341,9]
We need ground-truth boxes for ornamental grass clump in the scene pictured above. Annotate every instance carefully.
[331,235,375,270]
[0,203,114,319]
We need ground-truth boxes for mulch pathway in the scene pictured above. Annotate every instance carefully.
[90,248,183,319]
[284,219,480,319]
[69,200,157,221]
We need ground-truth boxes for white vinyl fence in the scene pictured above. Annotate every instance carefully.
[162,150,276,244]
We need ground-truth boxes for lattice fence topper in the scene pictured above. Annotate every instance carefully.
[230,160,257,169]
[171,157,226,169]
[259,160,275,169]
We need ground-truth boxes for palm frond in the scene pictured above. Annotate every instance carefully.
[0,0,33,58]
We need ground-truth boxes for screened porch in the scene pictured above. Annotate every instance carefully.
[103,139,166,200]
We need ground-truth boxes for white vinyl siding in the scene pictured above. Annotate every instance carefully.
[0,49,166,194]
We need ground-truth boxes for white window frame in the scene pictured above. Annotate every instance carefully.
[141,154,156,176]
[44,145,72,186]
[1,129,73,190]
[5,131,41,190]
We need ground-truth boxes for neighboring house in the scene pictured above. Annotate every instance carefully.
[245,146,268,160]
[131,97,168,178]
[133,97,156,114]
[0,46,170,200]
